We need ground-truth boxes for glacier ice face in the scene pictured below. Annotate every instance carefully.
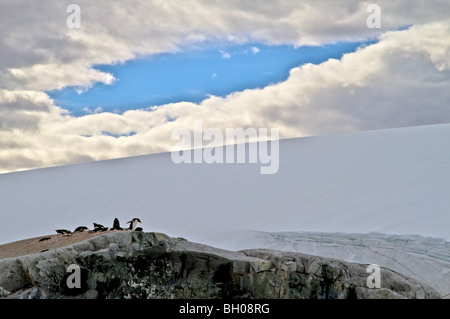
[209,230,450,298]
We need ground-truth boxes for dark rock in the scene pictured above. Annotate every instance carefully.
[0,232,441,299]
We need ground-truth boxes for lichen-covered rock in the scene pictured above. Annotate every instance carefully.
[0,232,441,299]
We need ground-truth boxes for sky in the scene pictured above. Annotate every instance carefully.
[1,0,450,173]
[48,41,369,115]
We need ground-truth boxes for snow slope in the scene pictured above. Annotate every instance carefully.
[1,123,449,296]
[1,123,449,246]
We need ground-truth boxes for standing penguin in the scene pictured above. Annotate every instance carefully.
[127,218,142,231]
[110,218,123,230]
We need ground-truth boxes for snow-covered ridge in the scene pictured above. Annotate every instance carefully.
[1,123,448,246]
[0,123,448,297]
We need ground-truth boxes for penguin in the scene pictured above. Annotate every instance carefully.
[93,223,108,232]
[56,229,72,236]
[110,218,123,230]
[74,226,88,232]
[39,237,51,242]
[127,218,142,231]
[134,227,143,232]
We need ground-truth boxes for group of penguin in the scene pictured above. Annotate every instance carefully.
[55,218,142,236]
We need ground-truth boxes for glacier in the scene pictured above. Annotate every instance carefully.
[0,123,449,296]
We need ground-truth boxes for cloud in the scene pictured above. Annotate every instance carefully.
[2,0,448,91]
[0,1,450,173]
[219,50,231,59]
[250,46,260,54]
[82,106,103,114]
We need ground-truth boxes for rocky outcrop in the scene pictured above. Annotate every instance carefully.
[218,230,450,298]
[0,232,441,299]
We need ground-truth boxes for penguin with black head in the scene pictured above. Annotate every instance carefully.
[127,218,142,231]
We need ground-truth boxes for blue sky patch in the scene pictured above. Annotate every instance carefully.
[48,41,374,116]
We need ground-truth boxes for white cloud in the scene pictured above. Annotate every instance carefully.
[219,50,231,59]
[1,0,448,91]
[250,46,260,54]
[0,1,450,173]
[82,106,103,114]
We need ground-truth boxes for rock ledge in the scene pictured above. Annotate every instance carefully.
[0,232,441,299]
